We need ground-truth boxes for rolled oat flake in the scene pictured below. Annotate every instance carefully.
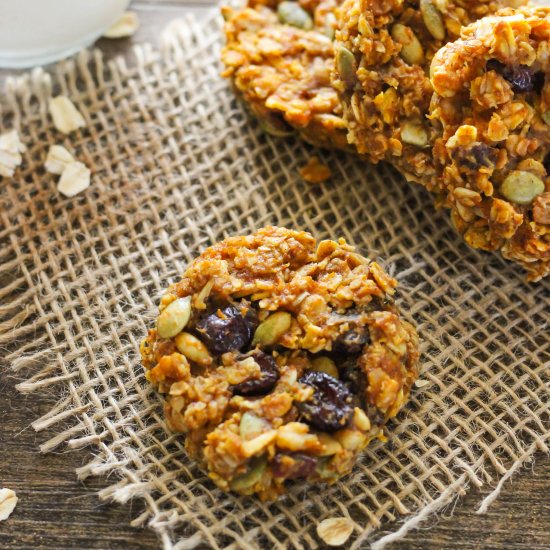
[317,517,354,546]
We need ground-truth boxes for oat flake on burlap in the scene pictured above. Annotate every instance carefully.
[0,13,549,550]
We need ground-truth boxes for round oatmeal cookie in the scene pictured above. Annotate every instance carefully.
[332,0,526,186]
[221,0,350,150]
[140,226,420,499]
[430,7,550,280]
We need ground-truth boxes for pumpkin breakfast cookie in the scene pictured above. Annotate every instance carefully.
[332,0,527,186]
[141,227,419,498]
[221,0,350,150]
[430,7,550,280]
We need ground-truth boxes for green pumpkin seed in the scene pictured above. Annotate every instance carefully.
[259,114,294,137]
[336,46,357,89]
[230,455,267,492]
[310,357,339,379]
[542,111,550,126]
[240,412,270,440]
[401,121,429,147]
[157,296,192,339]
[391,24,424,66]
[420,0,445,41]
[174,332,212,365]
[323,13,336,40]
[500,171,545,205]
[252,311,292,346]
[277,2,313,30]
[315,456,338,480]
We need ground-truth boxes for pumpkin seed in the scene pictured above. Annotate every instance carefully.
[391,24,424,65]
[259,114,294,137]
[230,455,267,492]
[542,111,550,126]
[277,2,313,30]
[315,457,338,480]
[420,0,445,41]
[310,357,339,379]
[157,296,192,338]
[336,46,357,89]
[401,121,429,147]
[500,171,545,205]
[252,311,292,346]
[240,412,270,440]
[174,332,212,365]
[323,13,336,40]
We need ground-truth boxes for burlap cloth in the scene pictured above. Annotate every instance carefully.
[1,12,549,549]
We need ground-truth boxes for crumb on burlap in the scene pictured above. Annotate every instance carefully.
[299,156,332,184]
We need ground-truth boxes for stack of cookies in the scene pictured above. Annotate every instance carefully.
[221,1,550,281]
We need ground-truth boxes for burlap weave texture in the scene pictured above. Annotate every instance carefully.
[1,13,549,549]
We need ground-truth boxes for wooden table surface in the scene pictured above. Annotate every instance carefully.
[1,2,549,549]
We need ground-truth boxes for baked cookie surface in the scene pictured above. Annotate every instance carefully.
[332,0,527,186]
[221,0,350,149]
[141,227,420,499]
[430,7,550,280]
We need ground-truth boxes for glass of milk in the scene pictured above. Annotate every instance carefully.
[0,0,132,68]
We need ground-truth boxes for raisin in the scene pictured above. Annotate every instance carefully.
[196,304,258,354]
[486,59,535,93]
[334,328,370,354]
[339,356,367,396]
[298,371,354,432]
[543,153,550,176]
[453,143,496,170]
[231,351,279,396]
[271,453,317,480]
[533,71,545,93]
[366,405,386,427]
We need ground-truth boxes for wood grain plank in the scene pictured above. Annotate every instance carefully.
[1,367,549,549]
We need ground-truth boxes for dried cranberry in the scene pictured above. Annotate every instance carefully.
[544,153,550,176]
[486,59,535,93]
[231,351,279,396]
[334,328,370,354]
[271,453,317,480]
[298,371,353,432]
[196,305,258,354]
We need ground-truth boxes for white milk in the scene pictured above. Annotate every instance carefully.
[0,0,131,68]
